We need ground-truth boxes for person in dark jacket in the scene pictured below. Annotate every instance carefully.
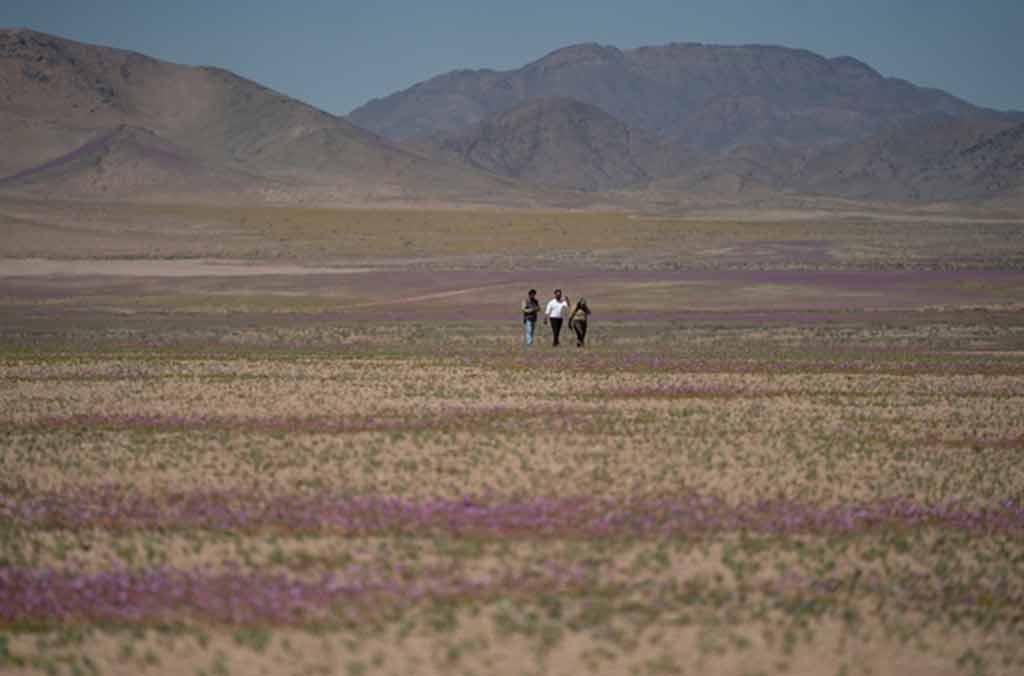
[521,289,540,346]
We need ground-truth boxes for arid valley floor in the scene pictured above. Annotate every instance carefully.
[2,199,1024,675]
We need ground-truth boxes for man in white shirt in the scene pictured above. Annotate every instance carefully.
[544,288,570,347]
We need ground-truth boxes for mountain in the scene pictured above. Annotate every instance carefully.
[401,94,1024,202]
[349,42,992,150]
[639,115,1024,203]
[403,97,697,191]
[0,28,534,204]
[797,115,1024,201]
[3,30,1020,207]
[632,115,1024,203]
[0,124,254,196]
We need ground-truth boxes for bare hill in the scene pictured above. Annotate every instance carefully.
[0,28,535,204]
[349,42,991,149]
[403,97,697,191]
[402,95,1024,203]
[624,115,1024,205]
[798,116,1024,201]
[0,125,255,196]
[3,30,1020,208]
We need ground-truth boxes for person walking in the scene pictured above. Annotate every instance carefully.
[567,297,591,347]
[544,288,570,347]
[521,289,540,346]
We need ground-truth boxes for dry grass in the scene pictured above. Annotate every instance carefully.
[2,197,1022,269]
[2,200,1023,673]
[2,318,1024,675]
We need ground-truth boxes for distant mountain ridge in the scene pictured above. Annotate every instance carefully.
[403,97,695,191]
[349,42,995,150]
[0,28,534,203]
[407,99,1024,201]
[1,29,1021,207]
[799,115,1024,201]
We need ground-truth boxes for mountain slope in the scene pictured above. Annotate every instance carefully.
[634,115,1024,204]
[4,30,1020,207]
[403,97,1024,201]
[798,115,1024,201]
[0,125,255,196]
[349,42,993,150]
[0,28,532,203]
[403,97,696,191]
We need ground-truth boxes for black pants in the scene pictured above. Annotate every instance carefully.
[571,319,587,346]
[550,317,563,346]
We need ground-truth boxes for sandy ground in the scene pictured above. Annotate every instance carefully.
[3,201,1023,675]
[1,264,1022,323]
[2,198,1022,269]
[0,258,374,277]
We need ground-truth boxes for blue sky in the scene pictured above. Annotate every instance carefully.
[3,0,1022,115]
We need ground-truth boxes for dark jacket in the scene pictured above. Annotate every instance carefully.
[522,297,540,322]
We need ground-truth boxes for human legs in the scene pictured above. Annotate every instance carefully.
[550,318,563,346]
[524,319,535,345]
[572,319,587,347]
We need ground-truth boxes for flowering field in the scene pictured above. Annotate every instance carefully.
[1,314,1023,676]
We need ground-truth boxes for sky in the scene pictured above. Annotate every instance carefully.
[3,0,1022,116]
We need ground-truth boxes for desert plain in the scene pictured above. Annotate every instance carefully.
[1,198,1024,676]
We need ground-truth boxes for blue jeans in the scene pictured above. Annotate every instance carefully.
[524,320,536,345]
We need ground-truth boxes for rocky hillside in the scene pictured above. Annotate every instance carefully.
[350,42,989,149]
[406,98,1024,202]
[646,115,1024,203]
[0,125,253,195]
[0,28,530,203]
[797,115,1024,201]
[3,30,1020,206]
[403,97,696,191]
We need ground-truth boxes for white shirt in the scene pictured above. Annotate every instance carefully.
[546,298,569,318]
